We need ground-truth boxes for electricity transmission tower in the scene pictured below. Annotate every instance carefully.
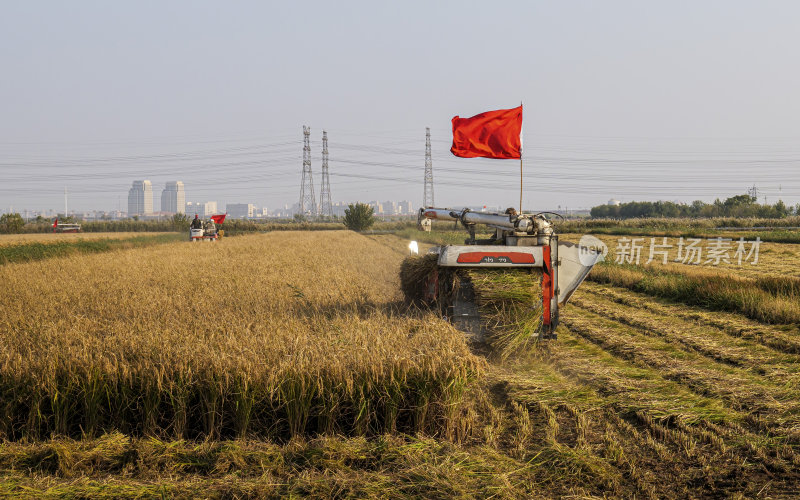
[747,184,758,201]
[423,127,434,208]
[299,126,317,216]
[319,130,332,218]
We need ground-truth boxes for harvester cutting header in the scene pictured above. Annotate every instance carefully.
[415,207,601,339]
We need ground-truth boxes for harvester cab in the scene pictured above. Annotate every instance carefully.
[416,207,602,339]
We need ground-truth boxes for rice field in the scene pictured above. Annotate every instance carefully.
[3,228,800,497]
[0,231,175,247]
[0,232,483,443]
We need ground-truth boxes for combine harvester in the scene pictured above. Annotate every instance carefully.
[189,214,226,242]
[51,218,81,233]
[189,226,219,242]
[414,207,602,340]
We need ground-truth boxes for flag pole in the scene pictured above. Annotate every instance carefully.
[519,156,523,213]
[519,101,523,213]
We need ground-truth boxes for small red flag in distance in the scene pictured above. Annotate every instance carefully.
[210,214,226,224]
[451,106,522,159]
[52,218,58,228]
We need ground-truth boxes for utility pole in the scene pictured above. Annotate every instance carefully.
[299,126,317,216]
[319,130,332,218]
[64,187,68,217]
[423,127,434,208]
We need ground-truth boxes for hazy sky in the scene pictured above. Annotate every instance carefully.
[2,1,800,214]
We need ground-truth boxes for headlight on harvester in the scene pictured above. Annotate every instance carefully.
[409,241,419,255]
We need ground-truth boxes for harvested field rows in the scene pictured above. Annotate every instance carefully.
[505,278,800,497]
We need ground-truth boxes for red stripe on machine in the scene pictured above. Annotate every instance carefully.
[456,252,535,264]
[542,245,552,326]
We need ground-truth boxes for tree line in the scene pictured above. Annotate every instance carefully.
[590,194,796,219]
[0,203,381,234]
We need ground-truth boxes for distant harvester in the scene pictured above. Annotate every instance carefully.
[52,218,81,233]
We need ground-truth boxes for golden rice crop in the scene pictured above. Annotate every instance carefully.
[399,253,440,305]
[0,231,484,441]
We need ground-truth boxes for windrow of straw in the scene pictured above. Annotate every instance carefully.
[0,231,485,441]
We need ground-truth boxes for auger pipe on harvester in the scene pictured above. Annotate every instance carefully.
[416,207,601,340]
[419,207,550,236]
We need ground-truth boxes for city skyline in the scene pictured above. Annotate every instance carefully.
[15,177,421,220]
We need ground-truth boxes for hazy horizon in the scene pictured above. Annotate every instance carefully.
[3,1,800,214]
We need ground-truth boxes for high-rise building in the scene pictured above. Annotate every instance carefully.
[398,200,413,215]
[160,181,185,214]
[227,203,255,219]
[128,180,153,216]
[383,201,398,215]
[185,201,217,217]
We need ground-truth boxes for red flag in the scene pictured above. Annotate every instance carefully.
[210,214,226,224]
[52,218,58,228]
[451,106,522,159]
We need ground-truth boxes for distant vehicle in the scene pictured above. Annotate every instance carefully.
[52,219,81,233]
[189,226,220,242]
[189,214,226,242]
